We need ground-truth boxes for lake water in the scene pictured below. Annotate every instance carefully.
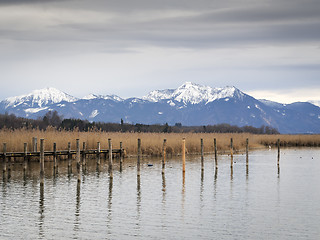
[1,148,320,239]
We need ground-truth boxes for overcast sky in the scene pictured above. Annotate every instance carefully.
[0,0,319,103]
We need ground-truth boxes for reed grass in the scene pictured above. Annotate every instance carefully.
[0,128,320,156]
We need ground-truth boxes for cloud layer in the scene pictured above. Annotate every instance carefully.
[0,0,319,102]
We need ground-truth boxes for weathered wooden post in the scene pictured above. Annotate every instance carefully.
[82,142,86,166]
[40,139,45,185]
[277,139,280,165]
[2,143,7,173]
[137,139,141,176]
[214,138,218,168]
[108,139,113,178]
[53,143,57,169]
[68,142,72,170]
[33,137,37,152]
[246,138,249,166]
[182,138,186,173]
[24,143,28,172]
[201,138,204,171]
[230,138,233,168]
[76,139,80,171]
[120,142,123,172]
[162,139,167,173]
[97,142,101,166]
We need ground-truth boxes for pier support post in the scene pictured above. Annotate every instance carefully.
[277,139,280,165]
[162,139,167,174]
[32,137,37,152]
[53,143,57,170]
[137,139,141,176]
[108,139,113,178]
[120,142,123,172]
[2,143,7,173]
[182,138,186,173]
[76,139,80,171]
[82,142,86,167]
[97,142,101,166]
[40,139,44,185]
[23,143,28,172]
[214,138,218,168]
[230,138,234,168]
[201,138,204,171]
[68,142,72,171]
[246,138,249,166]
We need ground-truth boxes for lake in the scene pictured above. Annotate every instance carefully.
[1,148,320,239]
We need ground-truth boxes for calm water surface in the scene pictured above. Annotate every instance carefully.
[1,148,320,239]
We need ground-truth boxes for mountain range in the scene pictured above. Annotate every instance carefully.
[1,82,319,134]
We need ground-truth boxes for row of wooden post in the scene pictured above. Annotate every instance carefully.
[136,137,281,175]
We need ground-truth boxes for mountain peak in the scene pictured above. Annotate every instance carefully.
[5,87,77,108]
[143,82,244,104]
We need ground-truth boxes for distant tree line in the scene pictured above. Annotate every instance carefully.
[0,111,279,134]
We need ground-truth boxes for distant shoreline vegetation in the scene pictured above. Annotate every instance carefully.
[0,111,279,134]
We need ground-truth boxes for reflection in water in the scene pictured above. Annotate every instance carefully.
[181,171,186,220]
[136,175,141,234]
[162,172,166,196]
[277,165,280,177]
[230,166,233,181]
[214,167,218,199]
[39,183,45,239]
[200,170,204,213]
[74,181,81,237]
[107,177,113,235]
[246,165,249,181]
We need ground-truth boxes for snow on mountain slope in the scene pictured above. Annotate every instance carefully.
[82,94,123,101]
[309,100,320,107]
[5,87,77,108]
[143,82,244,104]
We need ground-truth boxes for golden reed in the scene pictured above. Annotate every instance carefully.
[0,128,320,156]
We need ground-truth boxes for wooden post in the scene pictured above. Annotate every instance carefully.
[68,142,72,169]
[162,139,167,173]
[2,143,7,173]
[230,138,233,168]
[108,139,113,178]
[120,142,123,172]
[53,143,57,169]
[246,138,249,166]
[277,139,280,165]
[182,138,186,173]
[23,143,28,172]
[137,139,141,176]
[214,138,218,168]
[97,142,101,165]
[201,138,204,171]
[76,139,80,171]
[40,139,44,185]
[82,142,86,166]
[33,137,37,152]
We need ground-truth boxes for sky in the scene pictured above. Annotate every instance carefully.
[0,0,319,103]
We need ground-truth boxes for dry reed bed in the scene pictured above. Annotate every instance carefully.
[0,129,320,156]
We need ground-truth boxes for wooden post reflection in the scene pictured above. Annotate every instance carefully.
[53,143,58,171]
[68,142,72,172]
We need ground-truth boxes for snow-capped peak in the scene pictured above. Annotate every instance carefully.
[82,94,123,102]
[5,87,78,108]
[143,82,244,104]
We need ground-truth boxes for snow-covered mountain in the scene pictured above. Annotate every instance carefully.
[143,82,244,104]
[1,82,320,134]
